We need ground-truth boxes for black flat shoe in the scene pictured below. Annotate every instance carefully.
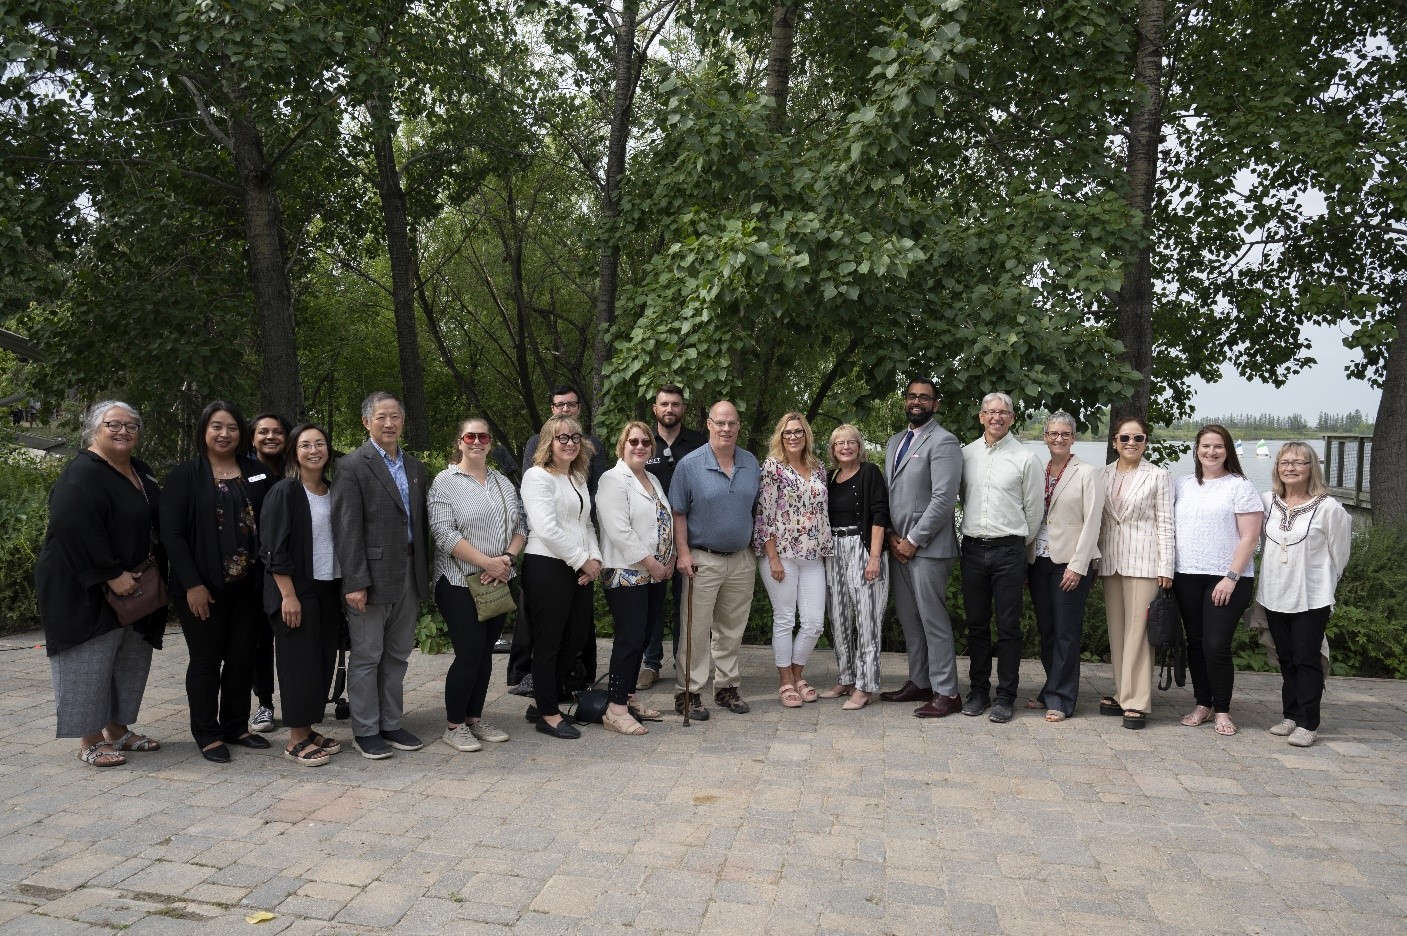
[201,743,231,763]
[228,733,271,749]
[1099,697,1123,716]
[525,705,540,722]
[535,719,581,740]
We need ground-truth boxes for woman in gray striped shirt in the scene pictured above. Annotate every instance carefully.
[428,418,527,753]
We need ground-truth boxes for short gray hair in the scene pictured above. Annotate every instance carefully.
[980,391,1014,413]
[361,391,405,421]
[1044,410,1076,433]
[82,400,141,447]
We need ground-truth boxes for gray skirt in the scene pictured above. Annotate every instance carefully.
[50,626,154,738]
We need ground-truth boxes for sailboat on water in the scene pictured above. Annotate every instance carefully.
[1256,440,1270,458]
[1235,440,1244,458]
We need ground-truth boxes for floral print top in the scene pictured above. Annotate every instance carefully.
[752,458,834,560]
[214,477,258,583]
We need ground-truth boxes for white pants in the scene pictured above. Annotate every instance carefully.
[760,556,826,668]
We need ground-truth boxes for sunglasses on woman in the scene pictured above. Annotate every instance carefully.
[1117,433,1147,444]
[461,432,491,444]
[625,437,652,448]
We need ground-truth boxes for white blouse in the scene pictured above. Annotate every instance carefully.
[1255,492,1352,613]
[1174,473,1263,577]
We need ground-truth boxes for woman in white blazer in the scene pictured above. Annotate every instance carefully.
[1026,412,1104,721]
[1097,417,1174,729]
[520,415,602,739]
[595,422,676,735]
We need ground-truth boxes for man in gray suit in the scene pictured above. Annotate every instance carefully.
[879,377,965,717]
[332,391,430,759]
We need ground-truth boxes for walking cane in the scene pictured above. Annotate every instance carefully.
[683,569,694,727]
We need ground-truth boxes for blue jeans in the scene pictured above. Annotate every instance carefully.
[1027,557,1093,716]
[642,570,683,672]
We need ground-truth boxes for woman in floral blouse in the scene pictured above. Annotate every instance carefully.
[754,412,834,707]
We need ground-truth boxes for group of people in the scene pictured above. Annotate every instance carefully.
[35,378,1351,771]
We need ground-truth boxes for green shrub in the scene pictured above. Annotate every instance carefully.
[0,448,62,635]
[1326,522,1407,678]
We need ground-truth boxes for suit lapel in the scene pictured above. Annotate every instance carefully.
[363,441,407,516]
[891,426,930,480]
[1107,461,1151,522]
[1048,455,1080,509]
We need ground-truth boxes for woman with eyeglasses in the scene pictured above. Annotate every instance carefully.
[754,412,834,708]
[1097,417,1174,730]
[161,401,272,762]
[1173,423,1263,737]
[37,401,167,767]
[1025,412,1103,723]
[1253,442,1350,748]
[520,415,602,739]
[428,418,526,752]
[258,423,344,766]
[820,424,889,710]
[595,421,675,734]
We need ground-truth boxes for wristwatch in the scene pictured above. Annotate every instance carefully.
[1224,571,1240,582]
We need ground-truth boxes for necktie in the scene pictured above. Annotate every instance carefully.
[893,429,914,478]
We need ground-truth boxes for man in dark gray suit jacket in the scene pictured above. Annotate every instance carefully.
[879,378,965,717]
[332,391,430,759]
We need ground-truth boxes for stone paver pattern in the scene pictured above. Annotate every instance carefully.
[1,629,1404,934]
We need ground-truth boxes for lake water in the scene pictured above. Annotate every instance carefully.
[1024,439,1325,492]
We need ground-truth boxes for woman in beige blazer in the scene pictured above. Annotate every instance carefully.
[1026,412,1103,721]
[1097,417,1174,729]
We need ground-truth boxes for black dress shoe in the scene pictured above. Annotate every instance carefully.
[525,705,540,722]
[914,694,963,718]
[201,743,231,763]
[535,718,581,739]
[227,733,271,749]
[880,681,934,703]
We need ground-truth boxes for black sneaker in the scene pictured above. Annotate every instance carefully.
[988,700,1015,724]
[379,728,424,751]
[353,734,393,760]
[714,687,750,714]
[961,694,991,717]
[674,691,709,721]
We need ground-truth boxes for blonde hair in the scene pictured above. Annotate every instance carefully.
[1271,442,1328,498]
[766,411,820,470]
[825,424,867,468]
[533,416,594,479]
[615,420,654,460]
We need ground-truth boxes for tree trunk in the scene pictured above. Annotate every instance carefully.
[592,0,639,407]
[372,122,430,452]
[766,3,798,133]
[1107,0,1163,463]
[1371,287,1407,523]
[228,112,304,419]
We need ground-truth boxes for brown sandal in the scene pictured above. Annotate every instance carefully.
[627,698,663,722]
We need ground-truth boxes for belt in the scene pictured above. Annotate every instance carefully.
[963,535,1022,547]
[833,525,862,536]
[692,546,741,556]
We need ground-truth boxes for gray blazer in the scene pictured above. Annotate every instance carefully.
[884,421,962,560]
[331,439,429,604]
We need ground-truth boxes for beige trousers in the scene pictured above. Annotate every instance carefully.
[676,549,756,695]
[1103,574,1159,714]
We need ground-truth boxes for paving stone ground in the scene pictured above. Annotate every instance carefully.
[1,628,1404,935]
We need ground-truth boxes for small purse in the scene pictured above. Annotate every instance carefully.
[104,555,169,626]
[1145,586,1186,690]
[466,475,518,620]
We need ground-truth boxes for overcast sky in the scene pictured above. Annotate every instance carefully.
[1186,322,1382,421]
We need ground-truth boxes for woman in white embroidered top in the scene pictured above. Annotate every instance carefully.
[520,415,602,740]
[428,418,527,754]
[1173,423,1263,737]
[1255,442,1351,748]
[1097,417,1174,730]
[595,422,676,735]
[753,412,834,708]
[1025,411,1103,723]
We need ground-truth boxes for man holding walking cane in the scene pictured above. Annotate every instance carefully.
[669,401,761,721]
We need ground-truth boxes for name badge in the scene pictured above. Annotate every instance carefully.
[249,473,268,482]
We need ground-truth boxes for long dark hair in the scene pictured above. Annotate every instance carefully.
[195,400,247,458]
[248,411,292,459]
[285,423,333,486]
[1194,423,1245,483]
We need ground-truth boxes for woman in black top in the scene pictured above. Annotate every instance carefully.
[160,401,271,763]
[36,401,166,766]
[247,411,291,733]
[821,424,890,710]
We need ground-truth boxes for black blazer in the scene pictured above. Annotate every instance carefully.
[829,461,891,551]
[259,476,339,616]
[160,454,272,597]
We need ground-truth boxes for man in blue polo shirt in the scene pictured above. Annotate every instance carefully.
[669,400,760,720]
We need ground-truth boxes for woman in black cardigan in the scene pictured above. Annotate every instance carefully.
[820,424,891,710]
[259,423,344,765]
[160,401,271,763]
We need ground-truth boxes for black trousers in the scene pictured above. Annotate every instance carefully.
[604,581,666,704]
[1174,574,1254,713]
[963,538,1027,703]
[435,577,507,723]
[177,581,261,746]
[507,588,597,689]
[271,579,342,729]
[522,554,594,715]
[252,611,275,708]
[1265,606,1331,731]
[1027,557,1093,717]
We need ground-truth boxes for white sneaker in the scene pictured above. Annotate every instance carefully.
[469,721,509,743]
[1287,727,1317,747]
[251,706,275,733]
[1268,719,1296,736]
[442,724,482,752]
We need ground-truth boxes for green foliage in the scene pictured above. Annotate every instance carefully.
[1326,523,1407,679]
[415,603,453,655]
[0,448,61,634]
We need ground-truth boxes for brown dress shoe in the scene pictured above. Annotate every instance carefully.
[913,694,963,718]
[879,681,934,703]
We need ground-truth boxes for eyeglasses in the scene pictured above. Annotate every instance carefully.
[709,419,739,429]
[1278,459,1311,469]
[981,409,1013,418]
[554,433,583,445]
[461,432,492,445]
[296,440,328,451]
[1117,433,1147,444]
[833,440,859,448]
[551,400,581,411]
[625,438,652,449]
[102,420,140,433]
[904,393,935,403]
[1044,431,1073,440]
[781,429,806,439]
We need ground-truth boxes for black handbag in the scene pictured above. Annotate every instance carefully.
[104,555,169,626]
[569,684,609,724]
[1145,586,1186,690]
